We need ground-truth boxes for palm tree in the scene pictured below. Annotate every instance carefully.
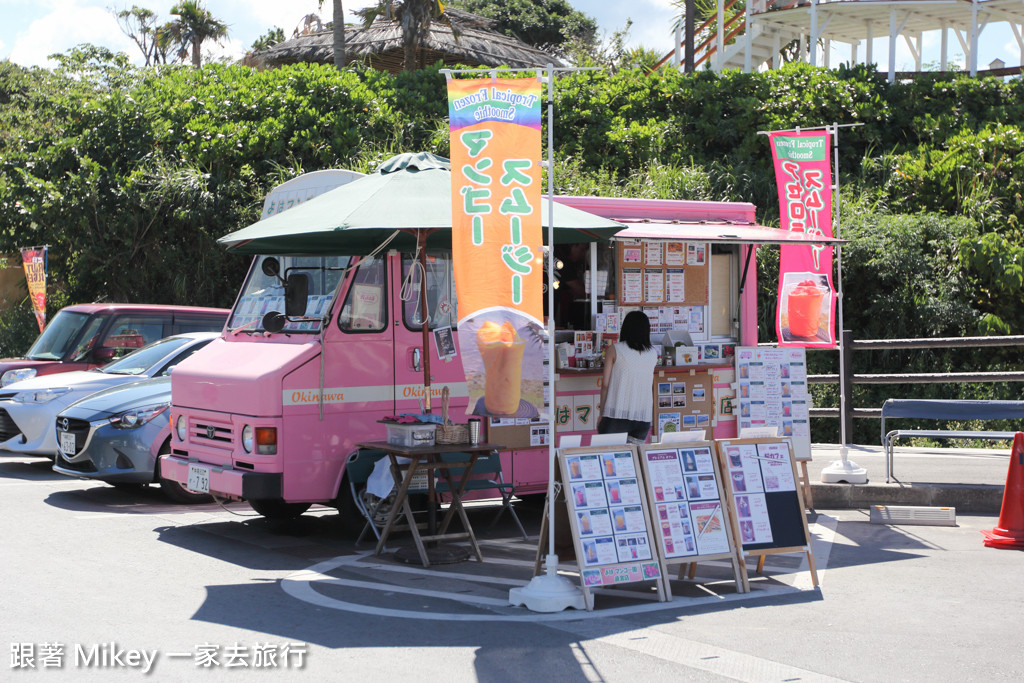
[318,0,347,69]
[356,1,450,72]
[166,1,229,68]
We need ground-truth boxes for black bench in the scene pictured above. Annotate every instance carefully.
[880,399,1024,482]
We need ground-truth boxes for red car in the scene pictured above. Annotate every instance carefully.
[0,304,229,387]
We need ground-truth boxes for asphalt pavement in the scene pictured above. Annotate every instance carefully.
[3,452,1022,682]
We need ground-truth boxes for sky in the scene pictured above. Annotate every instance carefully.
[0,1,1020,73]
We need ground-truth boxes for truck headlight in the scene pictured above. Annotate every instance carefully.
[175,415,187,441]
[241,424,253,453]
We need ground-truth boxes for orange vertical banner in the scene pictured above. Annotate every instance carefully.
[448,76,545,419]
[20,247,47,333]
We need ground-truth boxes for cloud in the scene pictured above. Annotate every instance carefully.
[9,3,136,67]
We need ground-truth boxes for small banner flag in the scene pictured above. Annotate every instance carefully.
[20,247,47,333]
[768,131,837,348]
[448,76,545,419]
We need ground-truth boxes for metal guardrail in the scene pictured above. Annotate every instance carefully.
[805,331,1024,435]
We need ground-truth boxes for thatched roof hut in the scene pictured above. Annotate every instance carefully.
[246,9,563,73]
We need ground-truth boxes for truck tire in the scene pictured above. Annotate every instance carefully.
[156,441,213,504]
[249,498,311,520]
[335,475,367,537]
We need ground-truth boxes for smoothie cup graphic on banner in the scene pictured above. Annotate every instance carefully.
[476,320,526,415]
[784,277,828,338]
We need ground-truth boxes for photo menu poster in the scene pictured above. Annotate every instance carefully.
[734,346,812,461]
[642,445,732,559]
[720,439,807,551]
[561,449,662,588]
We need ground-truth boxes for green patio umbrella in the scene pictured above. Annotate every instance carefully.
[221,152,623,414]
[217,152,625,255]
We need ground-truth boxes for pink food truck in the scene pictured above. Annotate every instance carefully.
[161,167,817,522]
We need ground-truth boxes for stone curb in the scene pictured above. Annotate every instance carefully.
[809,482,1005,513]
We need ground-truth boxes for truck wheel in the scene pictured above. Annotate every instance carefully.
[335,475,367,537]
[249,498,311,520]
[156,441,213,504]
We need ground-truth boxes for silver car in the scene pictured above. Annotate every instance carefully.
[0,332,218,458]
[52,375,210,503]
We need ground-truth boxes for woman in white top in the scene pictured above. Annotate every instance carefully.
[598,311,658,443]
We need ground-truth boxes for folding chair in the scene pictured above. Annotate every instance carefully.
[346,449,432,546]
[344,449,393,545]
[434,450,528,540]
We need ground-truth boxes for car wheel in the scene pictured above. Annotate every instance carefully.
[156,441,213,504]
[248,498,311,520]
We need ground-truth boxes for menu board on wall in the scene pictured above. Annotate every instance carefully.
[559,447,667,608]
[734,346,811,461]
[617,241,709,307]
[652,369,715,439]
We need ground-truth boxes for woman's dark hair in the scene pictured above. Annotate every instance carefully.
[620,311,653,352]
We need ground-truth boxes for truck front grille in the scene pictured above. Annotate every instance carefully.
[190,419,234,451]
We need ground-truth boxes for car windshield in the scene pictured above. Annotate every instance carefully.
[24,311,103,361]
[100,336,193,376]
[228,255,352,333]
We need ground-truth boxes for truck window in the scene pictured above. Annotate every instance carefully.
[229,255,350,333]
[338,256,387,333]
[402,252,458,331]
[173,315,226,334]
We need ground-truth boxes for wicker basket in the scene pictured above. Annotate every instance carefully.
[435,386,470,444]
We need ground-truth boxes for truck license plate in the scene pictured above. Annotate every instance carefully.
[59,431,75,455]
[187,463,210,494]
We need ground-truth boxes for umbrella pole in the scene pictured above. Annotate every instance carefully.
[419,231,432,413]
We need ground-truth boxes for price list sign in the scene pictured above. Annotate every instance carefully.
[642,446,732,558]
[559,448,664,600]
[718,438,812,555]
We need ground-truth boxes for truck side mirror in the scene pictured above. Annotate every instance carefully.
[284,273,309,317]
[262,311,287,334]
[261,257,281,278]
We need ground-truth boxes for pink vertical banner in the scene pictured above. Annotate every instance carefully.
[768,131,836,348]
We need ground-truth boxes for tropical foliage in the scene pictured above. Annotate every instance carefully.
[2,51,1023,441]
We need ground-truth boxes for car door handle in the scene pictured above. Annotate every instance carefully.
[412,347,421,372]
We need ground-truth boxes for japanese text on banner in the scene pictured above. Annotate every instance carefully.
[768,132,836,349]
[448,77,545,419]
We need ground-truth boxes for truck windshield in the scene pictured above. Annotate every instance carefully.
[25,310,103,361]
[229,255,351,333]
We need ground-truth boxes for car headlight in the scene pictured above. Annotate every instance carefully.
[175,415,187,441]
[110,403,169,430]
[241,424,253,453]
[12,387,71,404]
[1,368,37,386]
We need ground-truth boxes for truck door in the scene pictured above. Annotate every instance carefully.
[391,250,468,420]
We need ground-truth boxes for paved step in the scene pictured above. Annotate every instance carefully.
[806,443,1011,513]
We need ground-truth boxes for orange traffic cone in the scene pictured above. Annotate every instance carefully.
[982,431,1024,549]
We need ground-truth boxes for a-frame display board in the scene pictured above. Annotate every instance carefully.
[637,442,748,597]
[715,438,818,587]
[558,446,668,610]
